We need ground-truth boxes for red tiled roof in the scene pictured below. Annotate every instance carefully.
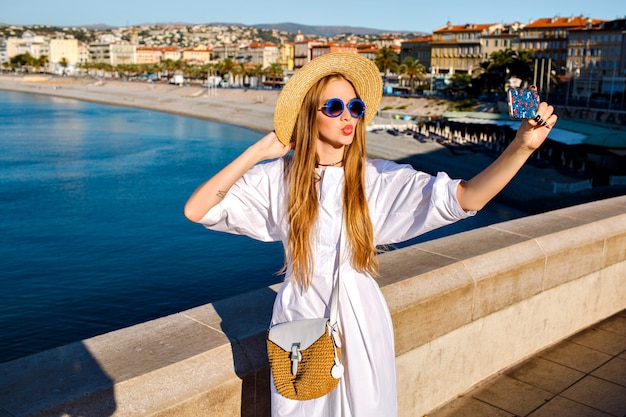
[405,35,433,42]
[524,16,606,28]
[434,23,494,33]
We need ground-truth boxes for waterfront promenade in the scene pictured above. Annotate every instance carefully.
[1,74,618,212]
[428,309,626,417]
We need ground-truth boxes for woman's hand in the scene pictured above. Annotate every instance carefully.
[184,131,293,222]
[250,131,294,162]
[514,101,558,152]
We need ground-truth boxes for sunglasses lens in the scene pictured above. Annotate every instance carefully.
[348,100,365,118]
[325,99,344,117]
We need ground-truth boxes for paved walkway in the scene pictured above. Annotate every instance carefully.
[427,310,626,417]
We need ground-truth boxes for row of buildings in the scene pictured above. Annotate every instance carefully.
[413,17,624,76]
[2,16,625,96]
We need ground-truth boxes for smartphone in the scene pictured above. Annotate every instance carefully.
[507,88,540,120]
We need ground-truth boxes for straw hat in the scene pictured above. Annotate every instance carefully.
[273,52,382,145]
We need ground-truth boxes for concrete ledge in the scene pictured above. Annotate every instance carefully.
[1,195,625,416]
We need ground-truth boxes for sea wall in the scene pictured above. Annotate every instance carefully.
[0,195,624,416]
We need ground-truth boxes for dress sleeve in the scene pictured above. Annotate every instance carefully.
[196,159,286,243]
[366,159,475,246]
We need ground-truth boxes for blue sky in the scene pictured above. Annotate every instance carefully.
[2,0,623,33]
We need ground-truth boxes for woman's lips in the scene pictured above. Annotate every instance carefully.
[342,125,353,135]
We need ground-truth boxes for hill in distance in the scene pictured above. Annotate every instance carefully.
[1,21,427,37]
[251,22,420,36]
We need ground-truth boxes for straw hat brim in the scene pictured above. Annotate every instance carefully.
[273,53,382,145]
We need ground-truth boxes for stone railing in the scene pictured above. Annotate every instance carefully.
[1,195,625,417]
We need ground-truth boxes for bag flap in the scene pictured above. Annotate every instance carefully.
[267,318,328,351]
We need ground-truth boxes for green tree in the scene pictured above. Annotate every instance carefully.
[374,47,399,86]
[10,53,35,72]
[248,64,264,88]
[265,62,284,78]
[475,48,534,92]
[398,57,426,94]
[59,57,69,74]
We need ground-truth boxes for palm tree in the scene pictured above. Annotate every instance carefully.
[398,57,426,94]
[59,57,69,75]
[265,62,284,79]
[476,48,534,92]
[220,58,237,86]
[230,62,246,87]
[374,47,399,87]
[36,55,49,73]
[247,64,263,88]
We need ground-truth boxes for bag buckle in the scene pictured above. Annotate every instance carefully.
[290,343,302,375]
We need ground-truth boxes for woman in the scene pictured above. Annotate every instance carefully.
[184,53,556,416]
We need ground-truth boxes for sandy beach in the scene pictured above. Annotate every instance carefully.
[1,74,618,213]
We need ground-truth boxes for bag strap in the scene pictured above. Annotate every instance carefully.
[328,219,345,327]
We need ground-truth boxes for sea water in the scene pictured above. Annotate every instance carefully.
[0,90,525,363]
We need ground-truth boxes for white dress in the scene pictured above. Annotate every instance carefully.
[199,158,474,417]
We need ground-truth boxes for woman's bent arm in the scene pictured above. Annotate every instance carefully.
[184,131,293,222]
[456,102,557,212]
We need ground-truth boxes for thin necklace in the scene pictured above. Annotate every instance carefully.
[317,160,343,167]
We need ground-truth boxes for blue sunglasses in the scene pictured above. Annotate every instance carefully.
[318,98,366,119]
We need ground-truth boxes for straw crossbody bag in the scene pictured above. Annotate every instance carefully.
[266,229,344,400]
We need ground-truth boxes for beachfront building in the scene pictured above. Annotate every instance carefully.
[244,42,280,68]
[519,16,606,80]
[566,18,626,103]
[5,31,47,60]
[49,38,82,75]
[357,43,379,61]
[400,35,432,70]
[279,41,295,71]
[480,22,522,60]
[136,46,164,65]
[431,22,504,75]
[311,42,358,60]
[212,43,242,62]
[162,47,182,62]
[181,44,213,64]
[89,43,112,66]
[0,39,7,66]
[294,30,325,69]
[110,43,136,67]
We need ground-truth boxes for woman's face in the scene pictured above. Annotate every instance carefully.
[316,78,359,154]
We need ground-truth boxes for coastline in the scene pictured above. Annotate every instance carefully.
[2,74,620,213]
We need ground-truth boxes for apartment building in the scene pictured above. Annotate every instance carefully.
[110,43,136,66]
[5,31,47,59]
[49,38,81,73]
[481,23,522,60]
[162,47,182,62]
[181,44,213,64]
[136,46,164,65]
[279,42,295,71]
[245,42,280,68]
[568,19,626,76]
[400,35,432,69]
[357,43,379,61]
[520,16,606,72]
[431,22,504,74]
[89,43,112,65]
[294,30,324,69]
[311,42,358,60]
[212,43,242,61]
[567,18,626,99]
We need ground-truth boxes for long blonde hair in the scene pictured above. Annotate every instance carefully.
[285,74,379,288]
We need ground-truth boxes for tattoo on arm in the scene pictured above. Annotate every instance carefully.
[216,190,227,199]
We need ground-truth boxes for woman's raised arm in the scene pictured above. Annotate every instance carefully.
[184,131,294,222]
[456,101,557,212]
